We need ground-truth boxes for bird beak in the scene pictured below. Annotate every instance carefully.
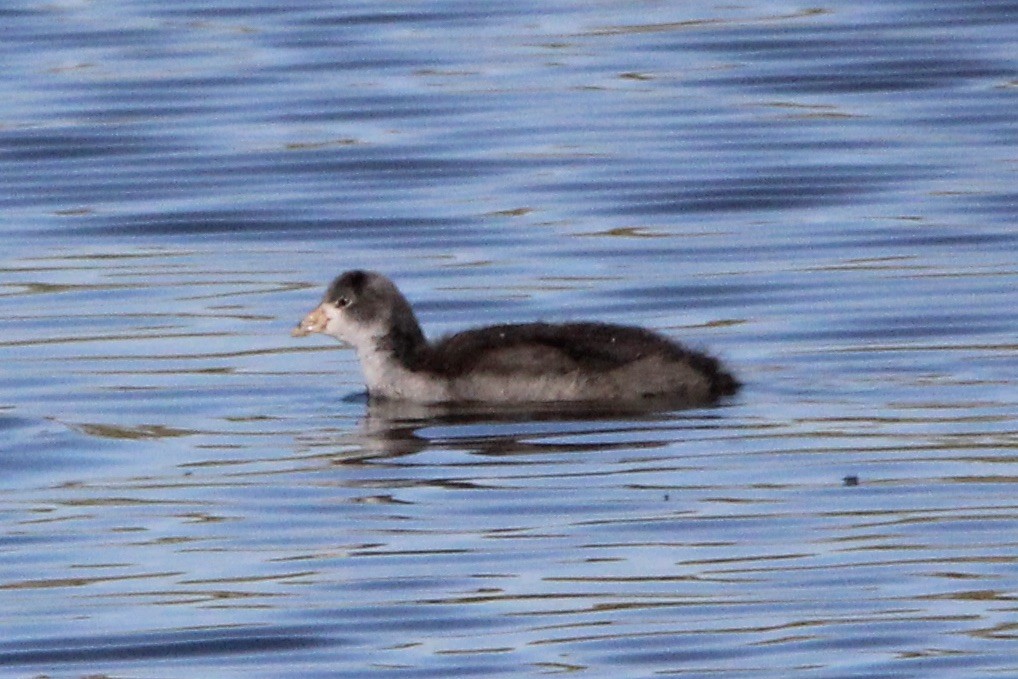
[292,304,329,337]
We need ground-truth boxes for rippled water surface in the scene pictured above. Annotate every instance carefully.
[2,0,1016,677]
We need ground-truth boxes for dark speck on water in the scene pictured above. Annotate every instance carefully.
[1,0,1016,677]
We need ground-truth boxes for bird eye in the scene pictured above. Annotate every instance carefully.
[335,297,350,308]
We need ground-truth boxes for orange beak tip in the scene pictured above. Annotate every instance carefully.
[292,305,327,338]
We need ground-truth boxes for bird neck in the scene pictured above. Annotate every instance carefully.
[375,306,431,372]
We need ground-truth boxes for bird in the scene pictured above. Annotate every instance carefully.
[292,270,739,406]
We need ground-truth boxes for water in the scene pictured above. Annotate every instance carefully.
[2,0,1016,676]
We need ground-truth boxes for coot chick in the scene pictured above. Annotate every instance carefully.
[293,270,739,405]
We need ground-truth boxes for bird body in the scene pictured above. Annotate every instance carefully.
[294,270,739,406]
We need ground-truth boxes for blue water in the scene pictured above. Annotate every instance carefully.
[2,0,1016,677]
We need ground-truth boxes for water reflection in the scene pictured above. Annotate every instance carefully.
[306,396,740,463]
